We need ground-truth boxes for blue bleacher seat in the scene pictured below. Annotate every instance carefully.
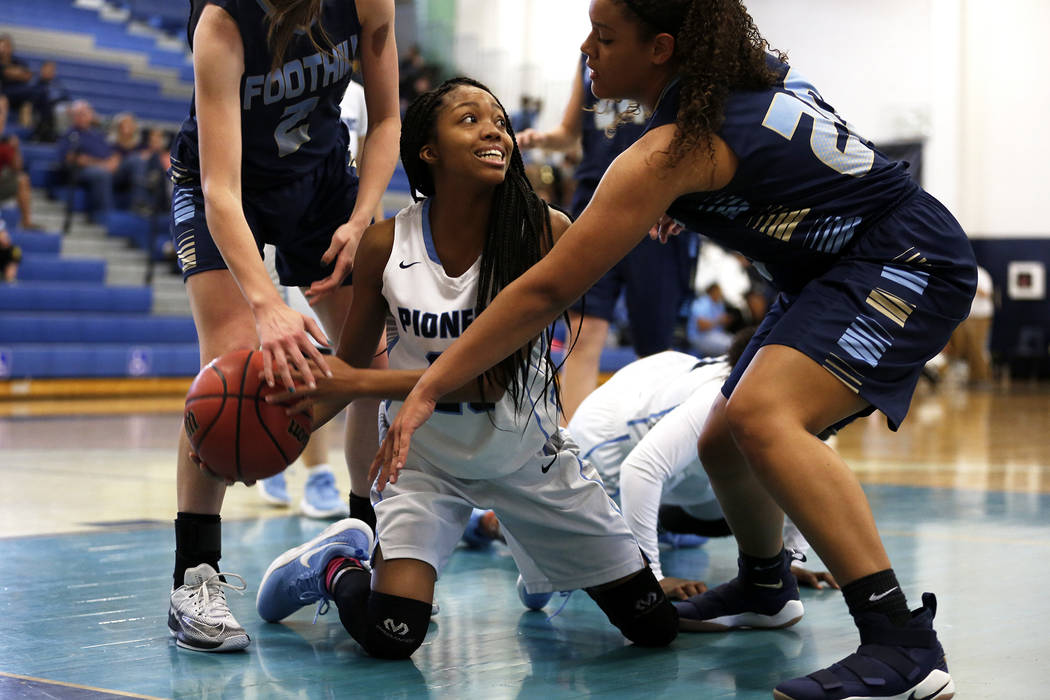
[0,343,200,378]
[0,282,151,313]
[0,312,197,344]
[16,257,106,283]
[9,233,62,254]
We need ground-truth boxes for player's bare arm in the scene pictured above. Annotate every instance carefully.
[194,5,330,389]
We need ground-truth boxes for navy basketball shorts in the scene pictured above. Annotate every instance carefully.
[170,145,359,287]
[569,183,695,356]
[723,190,977,431]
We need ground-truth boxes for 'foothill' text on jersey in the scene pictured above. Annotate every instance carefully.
[645,55,918,294]
[171,0,359,189]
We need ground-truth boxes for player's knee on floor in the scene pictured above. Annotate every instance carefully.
[352,591,432,660]
[586,567,678,647]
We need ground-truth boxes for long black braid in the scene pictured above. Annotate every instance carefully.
[400,77,567,413]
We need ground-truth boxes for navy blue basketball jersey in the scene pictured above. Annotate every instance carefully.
[645,57,918,293]
[575,56,647,187]
[171,0,359,189]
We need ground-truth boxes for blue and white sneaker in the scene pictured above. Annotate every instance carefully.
[256,518,373,623]
[461,509,499,549]
[300,467,350,519]
[773,593,954,700]
[516,575,554,611]
[259,472,291,506]
[674,553,803,632]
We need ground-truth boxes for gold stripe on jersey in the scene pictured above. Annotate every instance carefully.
[749,207,811,242]
[865,288,914,328]
[823,352,863,393]
[176,230,196,271]
[894,247,929,266]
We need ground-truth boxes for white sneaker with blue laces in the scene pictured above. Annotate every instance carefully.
[259,472,291,506]
[256,518,373,623]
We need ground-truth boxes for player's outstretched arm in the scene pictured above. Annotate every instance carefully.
[307,0,400,302]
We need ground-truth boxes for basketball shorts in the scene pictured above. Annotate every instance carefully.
[566,386,634,499]
[372,428,645,594]
[723,190,977,431]
[569,182,696,357]
[169,143,359,287]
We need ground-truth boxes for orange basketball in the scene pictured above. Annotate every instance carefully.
[183,349,312,483]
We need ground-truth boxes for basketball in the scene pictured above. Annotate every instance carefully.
[183,349,312,483]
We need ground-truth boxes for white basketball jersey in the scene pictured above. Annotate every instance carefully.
[380,199,560,479]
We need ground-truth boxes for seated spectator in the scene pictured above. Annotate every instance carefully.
[0,96,37,230]
[31,61,69,142]
[687,282,734,358]
[110,112,151,212]
[142,127,172,210]
[57,100,120,222]
[0,35,48,134]
[0,221,21,283]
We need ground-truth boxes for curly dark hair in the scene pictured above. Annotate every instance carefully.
[400,77,567,413]
[615,0,786,163]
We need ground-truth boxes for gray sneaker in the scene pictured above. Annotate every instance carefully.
[168,564,250,652]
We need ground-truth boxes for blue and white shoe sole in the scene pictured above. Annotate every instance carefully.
[772,668,954,700]
[256,518,374,612]
[679,599,804,632]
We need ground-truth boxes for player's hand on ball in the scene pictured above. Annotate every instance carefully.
[254,301,331,391]
[659,576,707,600]
[189,450,256,487]
[266,356,357,417]
[305,218,368,304]
[370,387,436,491]
[648,214,684,243]
[791,565,839,590]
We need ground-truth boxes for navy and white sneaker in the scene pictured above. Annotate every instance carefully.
[300,467,350,519]
[516,575,554,611]
[259,472,291,506]
[773,593,954,700]
[256,518,372,623]
[168,564,250,652]
[674,553,803,632]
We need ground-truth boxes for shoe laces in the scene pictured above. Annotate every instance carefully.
[189,571,246,617]
[546,590,574,622]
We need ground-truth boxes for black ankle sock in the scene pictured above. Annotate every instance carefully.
[739,549,788,585]
[173,512,221,590]
[842,569,911,626]
[349,493,376,532]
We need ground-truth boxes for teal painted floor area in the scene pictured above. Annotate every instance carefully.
[1,484,1047,699]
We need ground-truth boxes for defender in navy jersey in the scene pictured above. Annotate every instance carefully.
[518,55,695,420]
[255,78,677,658]
[381,2,970,698]
[166,0,399,655]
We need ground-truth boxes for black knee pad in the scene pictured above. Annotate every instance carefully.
[587,568,678,647]
[357,591,432,660]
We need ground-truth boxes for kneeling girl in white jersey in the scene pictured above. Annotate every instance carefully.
[256,78,678,658]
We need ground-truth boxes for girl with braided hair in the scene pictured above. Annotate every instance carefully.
[254,78,678,658]
[378,1,973,697]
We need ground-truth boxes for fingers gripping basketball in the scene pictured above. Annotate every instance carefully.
[184,349,313,483]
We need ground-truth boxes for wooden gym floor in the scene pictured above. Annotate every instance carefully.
[1,378,1047,698]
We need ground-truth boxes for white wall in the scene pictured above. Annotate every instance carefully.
[440,0,1048,238]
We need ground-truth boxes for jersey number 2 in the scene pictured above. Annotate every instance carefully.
[761,70,874,177]
[274,97,319,157]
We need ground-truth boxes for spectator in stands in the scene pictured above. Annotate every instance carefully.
[0,96,37,230]
[0,36,47,134]
[57,100,120,222]
[32,61,69,142]
[0,222,21,283]
[110,112,151,213]
[687,282,734,358]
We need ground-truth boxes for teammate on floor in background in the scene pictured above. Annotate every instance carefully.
[256,78,677,658]
[166,0,399,653]
[517,54,695,421]
[377,2,975,698]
